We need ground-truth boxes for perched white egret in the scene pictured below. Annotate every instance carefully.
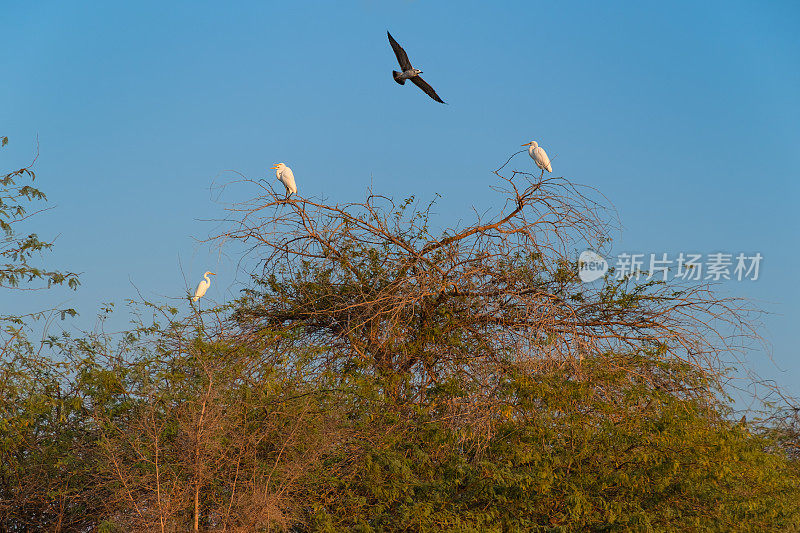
[270,163,297,197]
[192,271,216,302]
[522,141,553,174]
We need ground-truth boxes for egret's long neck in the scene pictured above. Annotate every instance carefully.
[204,273,211,284]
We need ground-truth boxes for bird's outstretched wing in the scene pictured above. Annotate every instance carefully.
[387,31,413,71]
[410,75,445,104]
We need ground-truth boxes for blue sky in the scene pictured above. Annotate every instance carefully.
[1,1,798,396]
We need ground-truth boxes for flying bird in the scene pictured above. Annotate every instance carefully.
[522,141,553,174]
[192,271,216,302]
[271,163,297,197]
[387,31,445,104]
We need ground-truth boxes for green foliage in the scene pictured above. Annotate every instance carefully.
[0,167,798,531]
[305,354,800,531]
[1,137,79,296]
[0,329,101,530]
[2,301,799,531]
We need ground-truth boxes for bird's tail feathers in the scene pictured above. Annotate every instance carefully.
[191,296,199,302]
[392,71,405,85]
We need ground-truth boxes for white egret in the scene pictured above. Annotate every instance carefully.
[192,271,216,302]
[522,141,553,174]
[271,163,297,197]
[387,31,446,104]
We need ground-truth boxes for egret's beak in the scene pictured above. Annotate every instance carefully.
[521,142,532,146]
[209,272,216,276]
[270,164,278,169]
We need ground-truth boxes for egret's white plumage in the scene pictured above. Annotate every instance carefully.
[522,141,553,173]
[271,163,297,197]
[192,271,216,302]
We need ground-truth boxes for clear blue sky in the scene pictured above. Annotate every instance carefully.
[2,1,798,396]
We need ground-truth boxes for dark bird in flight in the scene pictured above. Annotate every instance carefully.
[387,31,445,104]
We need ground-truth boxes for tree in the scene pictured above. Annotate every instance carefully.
[1,148,797,531]
[0,137,86,531]
[216,160,754,405]
[208,158,798,530]
[0,137,79,301]
[75,304,334,531]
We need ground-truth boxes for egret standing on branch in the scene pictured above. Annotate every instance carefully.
[387,31,446,104]
[271,163,297,198]
[192,271,216,302]
[522,140,553,175]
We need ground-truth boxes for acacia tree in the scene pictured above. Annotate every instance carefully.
[216,158,754,403]
[204,155,799,530]
[65,301,339,532]
[0,137,84,531]
[1,147,798,531]
[0,137,79,304]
